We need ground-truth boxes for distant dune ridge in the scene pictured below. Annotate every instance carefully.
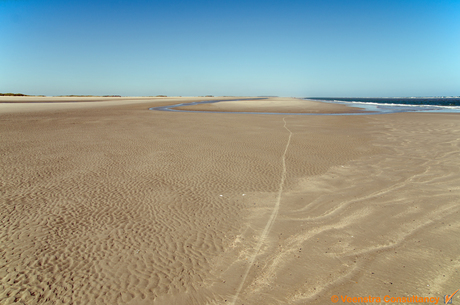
[1,97,459,304]
[0,93,29,96]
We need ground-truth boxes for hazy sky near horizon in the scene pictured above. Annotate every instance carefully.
[1,0,459,97]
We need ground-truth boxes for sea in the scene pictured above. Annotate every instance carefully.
[306,97,460,114]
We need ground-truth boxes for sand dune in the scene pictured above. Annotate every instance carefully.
[1,97,459,304]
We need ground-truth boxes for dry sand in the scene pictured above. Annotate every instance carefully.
[174,97,365,113]
[1,97,459,305]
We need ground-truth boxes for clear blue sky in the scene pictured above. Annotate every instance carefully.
[1,0,459,97]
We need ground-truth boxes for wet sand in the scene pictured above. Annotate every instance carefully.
[1,97,459,304]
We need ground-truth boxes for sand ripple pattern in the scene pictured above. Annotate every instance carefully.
[225,114,460,304]
[0,109,292,304]
[230,118,292,304]
[2,104,459,304]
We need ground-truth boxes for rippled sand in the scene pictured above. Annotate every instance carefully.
[1,97,459,304]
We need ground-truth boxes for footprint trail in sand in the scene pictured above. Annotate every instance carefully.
[231,117,293,305]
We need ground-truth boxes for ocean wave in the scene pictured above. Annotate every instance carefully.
[308,98,460,114]
[333,101,460,109]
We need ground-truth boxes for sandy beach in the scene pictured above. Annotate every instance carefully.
[1,97,459,305]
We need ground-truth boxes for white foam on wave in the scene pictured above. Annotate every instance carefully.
[341,100,460,109]
[313,99,460,114]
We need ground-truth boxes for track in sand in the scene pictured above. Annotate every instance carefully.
[230,117,293,305]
